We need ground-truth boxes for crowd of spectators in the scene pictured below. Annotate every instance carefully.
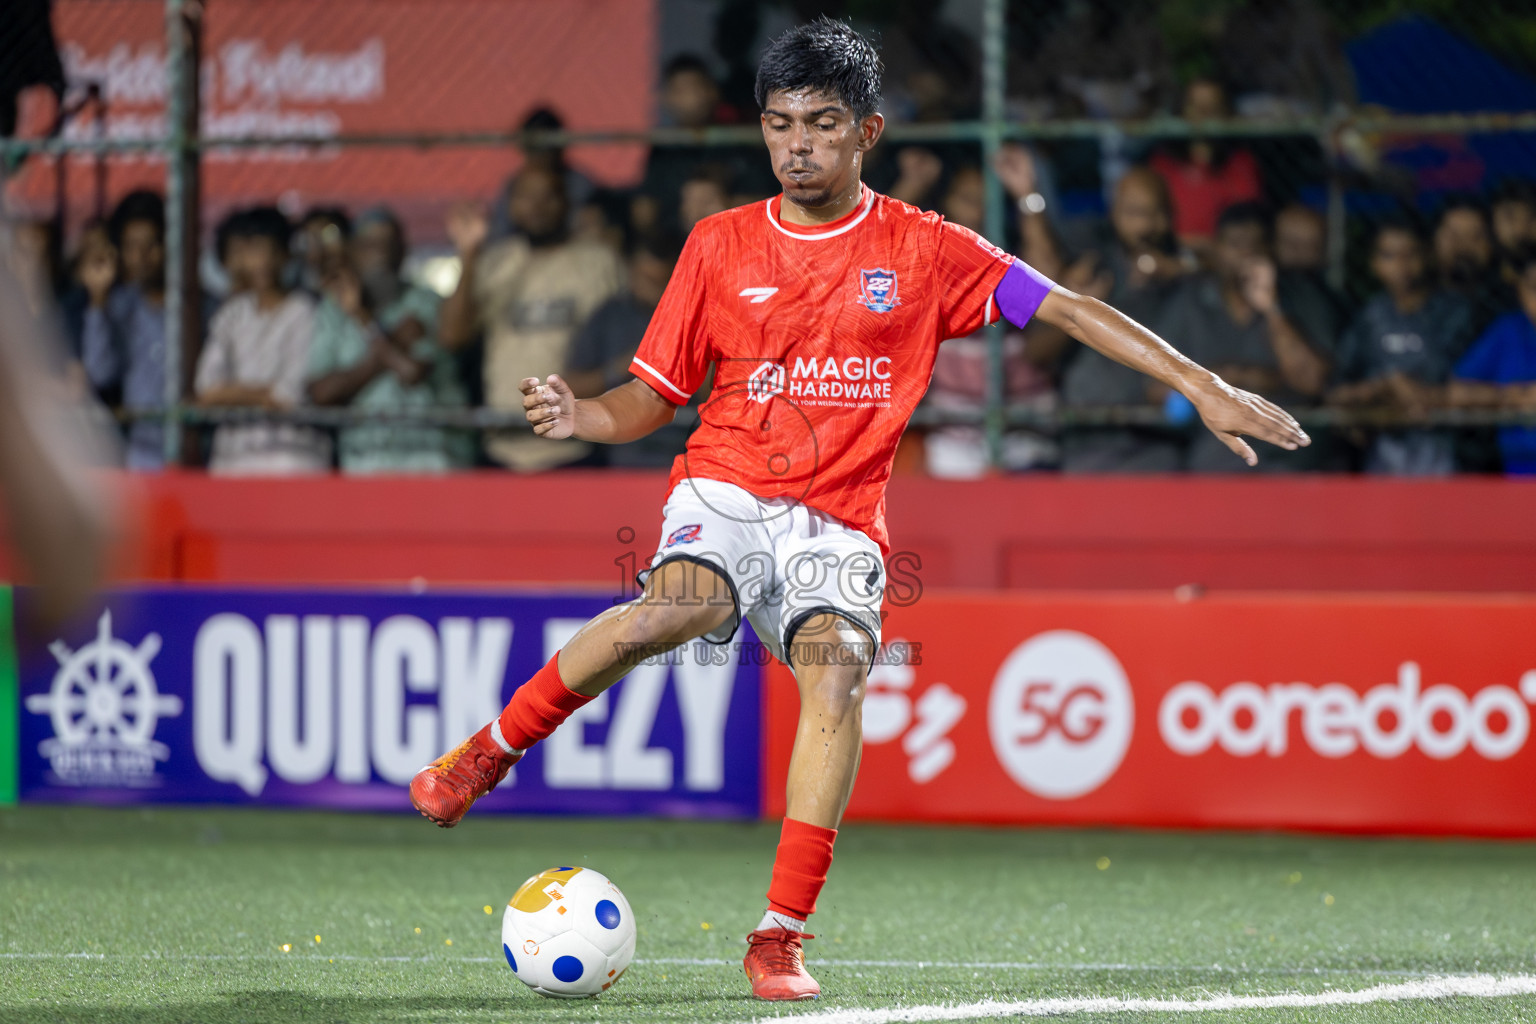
[13,24,1536,479]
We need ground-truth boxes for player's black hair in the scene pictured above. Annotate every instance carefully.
[108,189,164,247]
[754,16,883,121]
[664,54,715,82]
[1216,200,1271,239]
[233,205,294,253]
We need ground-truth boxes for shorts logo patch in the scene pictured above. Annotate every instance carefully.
[858,268,900,313]
[665,524,703,547]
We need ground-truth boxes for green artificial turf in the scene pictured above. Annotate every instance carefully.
[2,807,1535,1022]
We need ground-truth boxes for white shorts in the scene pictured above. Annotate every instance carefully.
[640,477,885,667]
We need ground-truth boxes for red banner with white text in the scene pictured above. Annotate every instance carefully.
[5,0,655,239]
[764,593,1536,836]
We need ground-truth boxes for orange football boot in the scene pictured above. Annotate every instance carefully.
[409,723,518,828]
[744,928,820,1000]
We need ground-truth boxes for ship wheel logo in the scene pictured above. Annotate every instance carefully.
[24,609,182,785]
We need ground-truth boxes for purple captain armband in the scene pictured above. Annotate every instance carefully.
[993,258,1056,328]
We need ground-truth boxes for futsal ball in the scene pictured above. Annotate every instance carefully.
[500,865,636,998]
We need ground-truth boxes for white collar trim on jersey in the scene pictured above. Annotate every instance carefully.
[765,186,875,240]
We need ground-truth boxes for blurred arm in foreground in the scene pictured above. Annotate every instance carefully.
[0,229,115,625]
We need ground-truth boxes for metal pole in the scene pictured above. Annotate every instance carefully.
[980,0,1007,471]
[162,0,188,465]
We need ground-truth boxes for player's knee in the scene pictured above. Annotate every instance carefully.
[623,565,735,647]
[799,663,867,721]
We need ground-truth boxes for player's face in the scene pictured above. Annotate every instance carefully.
[761,88,882,211]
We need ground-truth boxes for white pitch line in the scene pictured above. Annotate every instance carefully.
[749,974,1536,1023]
[0,952,1498,979]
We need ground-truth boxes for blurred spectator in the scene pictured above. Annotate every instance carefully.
[194,207,329,475]
[678,167,731,234]
[1433,196,1509,334]
[566,232,694,467]
[878,4,981,124]
[1446,245,1536,475]
[1015,0,1171,120]
[1328,219,1475,475]
[1274,202,1348,324]
[572,188,630,253]
[1149,78,1263,250]
[78,191,177,469]
[922,166,1057,477]
[1274,204,1326,274]
[439,165,622,470]
[210,207,252,299]
[290,207,351,296]
[306,208,469,474]
[661,54,737,128]
[1216,0,1355,116]
[489,107,598,244]
[886,147,946,213]
[1024,167,1189,473]
[1489,181,1536,276]
[635,57,772,235]
[1157,202,1337,472]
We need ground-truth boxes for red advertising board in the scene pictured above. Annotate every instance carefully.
[5,0,655,237]
[764,593,1536,836]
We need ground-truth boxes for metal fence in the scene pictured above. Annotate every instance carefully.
[4,0,1536,473]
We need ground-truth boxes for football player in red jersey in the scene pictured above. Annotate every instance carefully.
[411,17,1309,1001]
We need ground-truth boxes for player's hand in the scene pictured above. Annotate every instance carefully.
[521,374,576,439]
[1189,377,1310,467]
[445,202,489,257]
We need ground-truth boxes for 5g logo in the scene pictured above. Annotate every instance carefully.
[988,631,1133,800]
[1009,683,1107,744]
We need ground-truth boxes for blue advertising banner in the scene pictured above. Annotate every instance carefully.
[15,587,761,818]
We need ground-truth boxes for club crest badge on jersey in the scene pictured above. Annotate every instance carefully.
[858,268,900,313]
[665,524,703,547]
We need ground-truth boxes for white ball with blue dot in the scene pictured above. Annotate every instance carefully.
[500,866,636,998]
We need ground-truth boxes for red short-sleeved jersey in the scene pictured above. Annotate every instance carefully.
[629,184,1016,555]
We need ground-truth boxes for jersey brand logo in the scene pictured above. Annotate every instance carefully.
[858,268,900,313]
[746,361,786,403]
[738,287,779,304]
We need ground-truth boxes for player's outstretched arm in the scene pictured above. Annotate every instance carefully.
[1034,287,1310,467]
[521,375,677,444]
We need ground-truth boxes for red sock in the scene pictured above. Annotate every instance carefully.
[496,653,594,752]
[765,817,838,920]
